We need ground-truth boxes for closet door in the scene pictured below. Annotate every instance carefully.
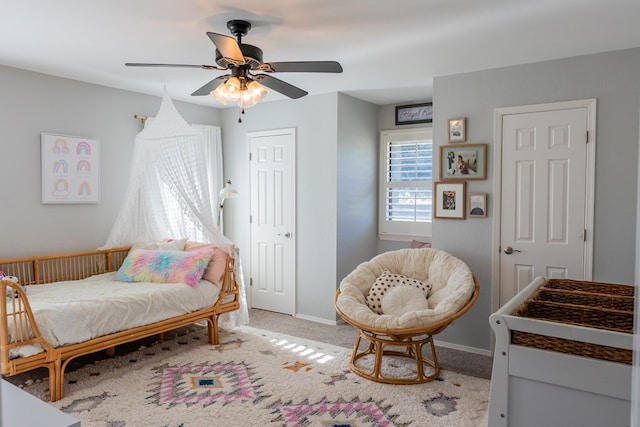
[249,128,296,315]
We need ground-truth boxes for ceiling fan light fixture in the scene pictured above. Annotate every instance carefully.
[211,76,268,108]
[210,87,229,104]
[127,19,342,123]
[241,79,269,108]
[210,76,243,104]
[127,19,343,115]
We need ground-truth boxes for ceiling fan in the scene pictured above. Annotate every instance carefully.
[126,19,343,109]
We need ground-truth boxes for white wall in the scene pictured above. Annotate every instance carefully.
[432,48,640,350]
[0,65,221,258]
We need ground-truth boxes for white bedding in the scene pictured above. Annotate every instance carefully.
[7,272,221,357]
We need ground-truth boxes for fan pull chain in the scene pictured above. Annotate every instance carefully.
[238,98,246,123]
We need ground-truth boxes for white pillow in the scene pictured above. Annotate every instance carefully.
[381,285,429,316]
[366,270,432,314]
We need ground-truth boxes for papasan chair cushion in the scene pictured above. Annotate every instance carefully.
[336,248,476,331]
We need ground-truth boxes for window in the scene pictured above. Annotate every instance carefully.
[379,128,432,240]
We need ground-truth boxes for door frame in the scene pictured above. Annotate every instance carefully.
[247,127,297,314]
[491,99,597,315]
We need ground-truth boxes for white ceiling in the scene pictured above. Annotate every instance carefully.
[2,0,640,107]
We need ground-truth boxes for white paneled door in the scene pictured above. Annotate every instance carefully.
[249,128,296,315]
[498,101,595,307]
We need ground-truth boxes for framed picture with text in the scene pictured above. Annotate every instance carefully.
[395,102,433,125]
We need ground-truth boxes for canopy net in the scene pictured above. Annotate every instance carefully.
[100,93,248,327]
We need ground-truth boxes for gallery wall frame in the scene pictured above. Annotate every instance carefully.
[434,181,466,219]
[468,192,487,218]
[448,117,466,142]
[395,102,433,125]
[439,143,487,180]
[41,133,100,204]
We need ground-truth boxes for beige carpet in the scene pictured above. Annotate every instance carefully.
[247,308,493,380]
[15,325,490,426]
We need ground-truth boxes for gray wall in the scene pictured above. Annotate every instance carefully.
[219,93,341,322]
[0,65,221,259]
[336,93,379,296]
[432,48,640,350]
[220,93,379,323]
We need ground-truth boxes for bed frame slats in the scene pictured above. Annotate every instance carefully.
[0,247,130,285]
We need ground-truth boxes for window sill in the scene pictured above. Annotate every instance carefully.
[378,234,431,243]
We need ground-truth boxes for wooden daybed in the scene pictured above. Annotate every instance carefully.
[0,246,240,402]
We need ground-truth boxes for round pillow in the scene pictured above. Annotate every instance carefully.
[381,285,429,317]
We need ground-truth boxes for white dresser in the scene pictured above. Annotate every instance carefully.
[488,277,632,427]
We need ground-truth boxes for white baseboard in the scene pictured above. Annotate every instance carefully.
[294,313,339,326]
[265,309,490,356]
[433,339,493,357]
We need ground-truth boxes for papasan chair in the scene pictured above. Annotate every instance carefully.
[334,248,479,385]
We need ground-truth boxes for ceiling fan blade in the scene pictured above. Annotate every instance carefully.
[255,74,308,99]
[206,32,245,66]
[125,63,222,70]
[191,76,227,96]
[260,61,343,73]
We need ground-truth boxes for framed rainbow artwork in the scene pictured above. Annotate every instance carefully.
[41,133,100,204]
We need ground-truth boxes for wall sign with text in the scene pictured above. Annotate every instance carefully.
[395,103,433,125]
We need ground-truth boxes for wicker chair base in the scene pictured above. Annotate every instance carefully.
[349,329,440,385]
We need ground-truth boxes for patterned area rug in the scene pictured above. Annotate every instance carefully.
[16,325,489,426]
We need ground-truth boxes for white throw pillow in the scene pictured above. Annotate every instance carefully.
[366,270,432,314]
[381,285,429,316]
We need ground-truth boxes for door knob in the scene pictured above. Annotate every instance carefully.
[278,232,291,238]
[503,246,521,255]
